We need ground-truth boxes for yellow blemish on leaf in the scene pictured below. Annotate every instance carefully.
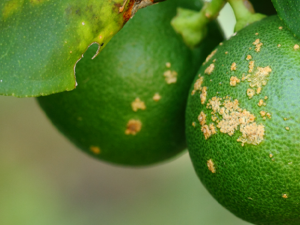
[294,44,300,50]
[230,76,240,86]
[125,120,142,135]
[231,62,237,71]
[200,87,208,104]
[90,146,101,154]
[282,194,288,198]
[153,93,161,102]
[247,88,255,99]
[131,98,146,112]
[165,62,171,68]
[30,0,46,4]
[2,0,24,19]
[164,70,178,84]
[198,111,206,126]
[205,64,215,75]
[207,159,216,173]
[203,49,217,65]
[246,55,252,60]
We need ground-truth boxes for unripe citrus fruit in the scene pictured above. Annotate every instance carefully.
[186,15,300,225]
[37,0,224,166]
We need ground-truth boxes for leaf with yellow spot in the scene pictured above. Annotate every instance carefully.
[0,0,161,97]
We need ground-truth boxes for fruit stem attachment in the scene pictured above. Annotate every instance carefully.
[171,0,225,48]
[227,0,267,32]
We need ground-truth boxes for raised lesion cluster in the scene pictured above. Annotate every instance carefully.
[198,96,265,146]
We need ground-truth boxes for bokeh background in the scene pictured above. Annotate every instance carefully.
[0,4,252,225]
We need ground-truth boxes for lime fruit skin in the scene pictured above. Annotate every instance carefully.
[37,0,224,166]
[186,16,300,224]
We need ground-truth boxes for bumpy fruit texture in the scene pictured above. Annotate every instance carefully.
[37,0,224,166]
[186,15,300,225]
[0,0,157,97]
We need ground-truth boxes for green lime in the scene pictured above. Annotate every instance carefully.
[186,15,300,224]
[37,0,224,166]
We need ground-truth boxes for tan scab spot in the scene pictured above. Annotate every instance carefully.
[231,62,237,71]
[253,39,260,45]
[90,146,101,154]
[258,99,265,107]
[207,96,264,146]
[248,61,255,73]
[198,111,206,126]
[255,33,259,35]
[246,55,252,60]
[164,70,178,84]
[264,96,268,100]
[225,51,228,55]
[194,76,204,91]
[278,44,281,48]
[203,49,217,65]
[209,123,217,135]
[237,123,265,146]
[200,87,208,104]
[207,159,216,173]
[282,194,288,198]
[153,93,161,102]
[219,42,223,46]
[192,122,196,127]
[247,88,255,99]
[266,113,271,119]
[205,64,215,75]
[191,90,196,95]
[165,62,171,68]
[286,127,290,131]
[269,153,273,158]
[201,125,212,139]
[131,98,146,111]
[294,44,300,50]
[257,87,262,94]
[125,120,142,135]
[260,111,266,117]
[253,39,263,52]
[245,66,272,95]
[279,26,283,30]
[230,76,240,86]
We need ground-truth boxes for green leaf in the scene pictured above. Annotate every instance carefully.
[271,0,300,39]
[0,0,154,97]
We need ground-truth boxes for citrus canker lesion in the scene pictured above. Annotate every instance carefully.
[186,15,300,225]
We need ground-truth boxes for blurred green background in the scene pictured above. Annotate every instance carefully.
[0,4,251,225]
